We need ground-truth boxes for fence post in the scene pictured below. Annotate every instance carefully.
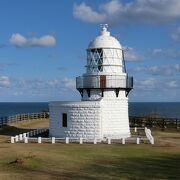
[11,137,15,143]
[145,127,147,133]
[24,137,28,143]
[15,135,19,142]
[122,138,125,144]
[176,119,178,129]
[79,137,83,144]
[52,137,55,144]
[151,137,154,144]
[19,134,23,141]
[163,119,165,129]
[23,133,26,139]
[136,137,140,144]
[65,137,69,144]
[135,127,137,132]
[38,137,42,143]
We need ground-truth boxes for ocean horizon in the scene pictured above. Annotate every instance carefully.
[0,102,179,118]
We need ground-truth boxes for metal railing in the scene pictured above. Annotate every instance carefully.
[76,75,133,89]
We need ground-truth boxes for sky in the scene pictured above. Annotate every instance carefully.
[0,0,180,102]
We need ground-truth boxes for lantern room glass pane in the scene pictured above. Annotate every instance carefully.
[87,48,103,72]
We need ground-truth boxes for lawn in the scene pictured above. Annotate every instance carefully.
[0,119,180,180]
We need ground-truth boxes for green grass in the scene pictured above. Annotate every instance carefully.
[0,120,180,180]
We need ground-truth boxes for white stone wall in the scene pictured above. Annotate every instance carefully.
[49,101,101,140]
[100,90,130,138]
[101,99,130,139]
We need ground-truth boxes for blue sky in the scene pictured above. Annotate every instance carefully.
[0,0,180,102]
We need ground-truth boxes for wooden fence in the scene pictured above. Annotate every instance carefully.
[0,112,49,127]
[1,111,179,129]
[130,116,180,129]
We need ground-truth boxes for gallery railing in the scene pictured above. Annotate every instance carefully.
[76,75,133,89]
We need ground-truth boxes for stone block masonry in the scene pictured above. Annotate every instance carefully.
[49,97,130,140]
[49,101,101,140]
[101,97,130,139]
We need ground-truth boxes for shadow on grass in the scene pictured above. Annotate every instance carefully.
[6,151,180,180]
[60,154,180,179]
[0,125,35,136]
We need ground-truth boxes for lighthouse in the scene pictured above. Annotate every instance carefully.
[49,25,133,141]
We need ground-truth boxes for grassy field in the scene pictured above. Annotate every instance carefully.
[0,120,180,180]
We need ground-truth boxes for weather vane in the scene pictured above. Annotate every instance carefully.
[100,24,108,30]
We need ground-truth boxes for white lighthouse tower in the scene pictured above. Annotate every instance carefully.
[49,25,133,140]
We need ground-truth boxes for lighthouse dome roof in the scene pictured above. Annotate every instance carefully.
[88,25,122,49]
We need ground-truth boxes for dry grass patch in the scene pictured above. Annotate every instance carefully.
[9,118,49,129]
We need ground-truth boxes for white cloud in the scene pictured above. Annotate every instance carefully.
[73,2,105,23]
[151,48,180,59]
[152,48,163,54]
[46,78,75,90]
[9,33,56,48]
[16,77,76,95]
[131,78,180,101]
[0,76,10,87]
[138,78,157,87]
[100,0,121,15]
[73,0,180,25]
[171,27,180,42]
[167,80,178,88]
[62,77,76,89]
[131,64,180,76]
[148,65,176,76]
[124,47,144,61]
[135,78,180,91]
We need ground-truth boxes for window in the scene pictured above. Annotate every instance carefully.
[87,48,103,72]
[62,113,67,127]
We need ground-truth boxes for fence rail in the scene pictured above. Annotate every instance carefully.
[11,127,153,145]
[0,112,49,127]
[1,112,179,129]
[130,116,180,129]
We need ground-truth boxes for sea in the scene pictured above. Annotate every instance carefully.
[0,102,179,118]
